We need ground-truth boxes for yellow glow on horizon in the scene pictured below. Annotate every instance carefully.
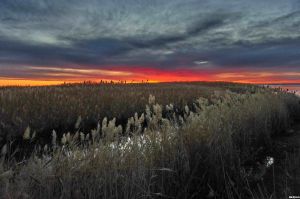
[28,66,133,77]
[0,79,79,86]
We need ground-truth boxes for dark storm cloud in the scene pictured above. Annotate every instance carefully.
[0,12,232,68]
[200,38,300,68]
[0,0,299,76]
[0,37,133,66]
[126,14,229,49]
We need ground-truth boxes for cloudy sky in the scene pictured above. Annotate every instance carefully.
[0,0,299,85]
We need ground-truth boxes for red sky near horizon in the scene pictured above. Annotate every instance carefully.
[0,66,299,86]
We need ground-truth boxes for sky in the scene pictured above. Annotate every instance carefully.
[0,0,299,85]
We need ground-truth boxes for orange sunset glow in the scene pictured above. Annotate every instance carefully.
[0,66,299,86]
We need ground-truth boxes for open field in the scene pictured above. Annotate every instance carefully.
[0,82,300,199]
[0,82,256,143]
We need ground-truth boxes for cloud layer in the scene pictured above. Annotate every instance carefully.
[0,0,299,83]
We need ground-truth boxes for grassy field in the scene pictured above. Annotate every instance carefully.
[0,82,299,198]
[0,82,255,142]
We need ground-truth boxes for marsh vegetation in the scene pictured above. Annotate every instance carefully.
[0,82,299,199]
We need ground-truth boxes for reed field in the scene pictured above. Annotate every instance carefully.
[0,82,300,199]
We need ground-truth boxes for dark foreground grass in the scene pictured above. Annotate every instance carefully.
[0,82,299,199]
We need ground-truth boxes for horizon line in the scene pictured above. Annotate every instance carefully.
[0,79,299,88]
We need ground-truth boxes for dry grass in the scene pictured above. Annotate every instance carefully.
[0,82,254,141]
[0,82,299,199]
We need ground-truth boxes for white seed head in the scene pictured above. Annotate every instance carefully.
[23,126,31,140]
[166,104,174,111]
[85,133,90,141]
[139,113,145,124]
[148,94,156,105]
[170,104,174,110]
[73,131,79,141]
[126,117,134,134]
[61,134,67,145]
[184,105,190,114]
[1,144,7,156]
[96,122,101,134]
[116,125,123,135]
[153,104,162,120]
[80,132,85,142]
[43,145,48,152]
[146,105,151,115]
[31,131,36,140]
[107,118,116,131]
[66,132,71,143]
[75,116,82,129]
[102,117,107,127]
[134,112,138,122]
[52,130,57,146]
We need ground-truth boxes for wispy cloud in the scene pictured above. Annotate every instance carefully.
[0,0,299,83]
